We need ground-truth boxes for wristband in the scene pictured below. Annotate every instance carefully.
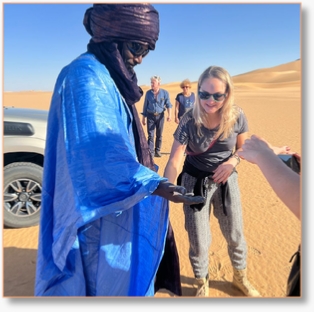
[232,154,241,166]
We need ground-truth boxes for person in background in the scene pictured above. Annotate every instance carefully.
[142,75,172,157]
[35,4,204,297]
[238,134,301,297]
[175,79,195,124]
[164,65,261,297]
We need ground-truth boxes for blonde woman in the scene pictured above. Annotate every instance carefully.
[164,65,260,297]
[174,79,195,124]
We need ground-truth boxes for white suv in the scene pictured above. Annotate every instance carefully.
[3,106,48,228]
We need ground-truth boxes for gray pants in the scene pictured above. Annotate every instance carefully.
[182,171,247,279]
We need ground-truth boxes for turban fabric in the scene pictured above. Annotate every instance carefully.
[83,4,159,50]
[83,3,160,171]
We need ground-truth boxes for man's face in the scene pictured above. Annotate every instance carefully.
[121,42,149,74]
[150,79,160,90]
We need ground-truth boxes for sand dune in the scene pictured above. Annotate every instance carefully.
[232,59,301,88]
[3,60,301,298]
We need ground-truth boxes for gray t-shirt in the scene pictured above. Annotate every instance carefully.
[174,108,248,172]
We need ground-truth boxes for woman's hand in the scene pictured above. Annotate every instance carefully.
[212,160,236,184]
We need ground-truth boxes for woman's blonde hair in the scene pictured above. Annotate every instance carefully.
[180,79,191,89]
[193,65,240,140]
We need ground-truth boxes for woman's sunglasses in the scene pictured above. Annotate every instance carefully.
[198,91,226,102]
[126,42,150,58]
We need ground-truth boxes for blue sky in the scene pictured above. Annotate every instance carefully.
[3,1,301,91]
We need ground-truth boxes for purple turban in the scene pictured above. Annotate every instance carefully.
[83,4,159,50]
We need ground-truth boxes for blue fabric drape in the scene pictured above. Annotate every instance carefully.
[35,53,168,296]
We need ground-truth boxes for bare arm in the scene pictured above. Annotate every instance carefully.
[164,139,186,183]
[174,100,180,124]
[238,135,300,219]
[166,107,172,121]
[235,131,248,154]
[157,138,204,205]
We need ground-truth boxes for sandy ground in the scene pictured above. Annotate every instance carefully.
[2,60,301,298]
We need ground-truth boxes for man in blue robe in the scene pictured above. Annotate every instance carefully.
[34,4,204,297]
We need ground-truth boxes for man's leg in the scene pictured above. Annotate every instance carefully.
[147,116,156,155]
[155,113,165,156]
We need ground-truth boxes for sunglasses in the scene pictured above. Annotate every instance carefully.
[182,86,190,89]
[126,42,149,58]
[198,91,226,102]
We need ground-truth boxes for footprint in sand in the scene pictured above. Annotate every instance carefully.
[248,246,261,256]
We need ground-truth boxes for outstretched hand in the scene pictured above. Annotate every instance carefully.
[239,135,298,165]
[153,180,205,205]
[271,145,291,155]
[238,135,272,164]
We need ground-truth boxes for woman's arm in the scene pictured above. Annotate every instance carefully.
[174,100,180,124]
[164,139,186,183]
[228,131,248,166]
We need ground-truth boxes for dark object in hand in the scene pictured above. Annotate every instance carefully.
[278,154,300,174]
[153,181,205,205]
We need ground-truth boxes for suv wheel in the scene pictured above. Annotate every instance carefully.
[3,162,43,228]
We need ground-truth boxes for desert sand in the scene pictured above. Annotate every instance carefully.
[2,60,301,298]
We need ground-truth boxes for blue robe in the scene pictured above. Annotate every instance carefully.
[35,53,169,296]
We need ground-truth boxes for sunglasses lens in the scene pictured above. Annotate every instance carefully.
[142,49,149,57]
[127,42,149,57]
[213,94,225,101]
[198,91,225,101]
[198,91,209,100]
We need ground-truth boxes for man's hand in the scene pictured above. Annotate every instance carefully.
[152,180,204,205]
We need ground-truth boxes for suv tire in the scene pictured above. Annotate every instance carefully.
[3,162,43,228]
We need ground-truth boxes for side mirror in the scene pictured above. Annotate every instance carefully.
[278,154,300,174]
